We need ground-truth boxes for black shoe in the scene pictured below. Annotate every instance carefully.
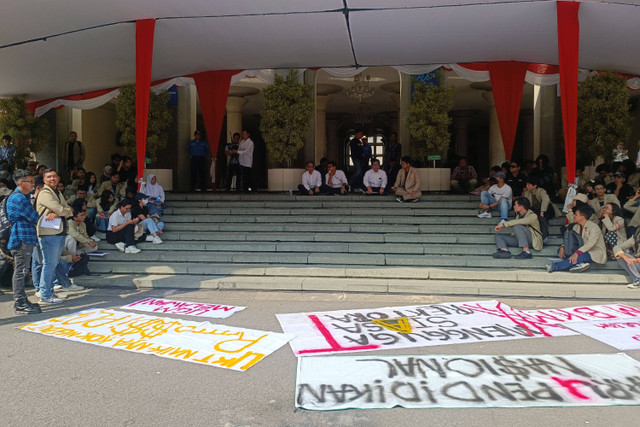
[83,269,100,276]
[515,251,533,259]
[492,250,512,259]
[14,299,42,314]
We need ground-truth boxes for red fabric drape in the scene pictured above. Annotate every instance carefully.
[192,70,239,162]
[135,19,156,187]
[488,62,529,160]
[557,1,580,185]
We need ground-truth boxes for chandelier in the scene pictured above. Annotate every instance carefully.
[346,73,375,103]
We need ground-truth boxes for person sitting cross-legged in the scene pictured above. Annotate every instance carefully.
[613,228,640,289]
[298,161,322,195]
[324,161,349,195]
[392,156,421,203]
[477,172,512,221]
[362,158,387,195]
[106,198,141,254]
[546,204,607,273]
[491,196,542,259]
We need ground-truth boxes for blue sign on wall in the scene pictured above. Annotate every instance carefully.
[167,85,178,105]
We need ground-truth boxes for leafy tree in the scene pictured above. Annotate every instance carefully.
[115,85,172,162]
[407,76,455,163]
[260,69,313,167]
[577,72,630,163]
[0,95,50,167]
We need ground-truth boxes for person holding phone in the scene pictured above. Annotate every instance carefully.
[106,198,141,254]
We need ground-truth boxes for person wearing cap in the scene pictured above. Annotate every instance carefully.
[492,196,542,259]
[606,171,634,204]
[131,193,164,244]
[477,171,512,220]
[189,130,209,192]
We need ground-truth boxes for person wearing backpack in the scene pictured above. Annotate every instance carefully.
[6,170,41,314]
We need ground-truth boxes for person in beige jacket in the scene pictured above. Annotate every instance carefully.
[392,156,421,203]
[35,169,74,304]
[492,197,542,259]
[613,228,640,289]
[589,182,620,216]
[546,204,607,273]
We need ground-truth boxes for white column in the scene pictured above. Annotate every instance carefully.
[225,96,248,142]
[314,95,332,163]
[399,72,411,156]
[176,84,197,192]
[482,91,506,167]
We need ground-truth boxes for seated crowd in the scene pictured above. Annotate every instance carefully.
[466,154,640,288]
[0,149,168,308]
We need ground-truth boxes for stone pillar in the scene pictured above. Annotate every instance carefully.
[398,72,411,156]
[450,110,478,158]
[315,95,332,163]
[533,84,557,163]
[482,91,506,167]
[304,69,317,166]
[520,109,534,161]
[225,96,247,142]
[176,84,197,192]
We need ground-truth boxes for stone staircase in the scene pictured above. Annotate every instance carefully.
[74,193,638,300]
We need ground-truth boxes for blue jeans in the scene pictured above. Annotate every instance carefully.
[141,218,164,235]
[148,202,164,216]
[480,191,510,220]
[550,252,593,272]
[38,235,66,299]
[96,215,109,232]
[32,244,74,292]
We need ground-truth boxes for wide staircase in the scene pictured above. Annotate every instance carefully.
[75,193,637,299]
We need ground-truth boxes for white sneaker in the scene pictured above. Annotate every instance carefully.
[477,211,492,218]
[125,245,141,254]
[152,236,163,244]
[115,242,126,253]
[90,235,101,242]
[627,281,640,289]
[53,284,62,291]
[60,284,85,292]
[145,235,155,242]
[39,296,64,304]
[35,291,40,298]
[569,263,590,273]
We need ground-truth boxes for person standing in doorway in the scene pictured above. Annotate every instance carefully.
[63,131,86,181]
[224,132,241,191]
[238,129,254,193]
[189,130,209,192]
[348,130,364,190]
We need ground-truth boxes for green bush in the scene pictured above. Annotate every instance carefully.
[0,95,50,167]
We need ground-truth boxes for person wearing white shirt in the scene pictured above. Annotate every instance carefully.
[106,199,141,254]
[298,161,322,195]
[477,172,512,221]
[325,161,348,195]
[237,129,255,193]
[362,158,387,195]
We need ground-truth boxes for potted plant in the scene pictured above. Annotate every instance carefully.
[407,73,455,192]
[260,69,313,191]
[0,95,50,169]
[577,72,631,166]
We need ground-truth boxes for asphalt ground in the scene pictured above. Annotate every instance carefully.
[1,285,639,427]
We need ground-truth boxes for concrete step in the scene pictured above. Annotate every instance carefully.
[73,272,636,300]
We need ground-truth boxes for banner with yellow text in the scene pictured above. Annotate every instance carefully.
[19,309,293,371]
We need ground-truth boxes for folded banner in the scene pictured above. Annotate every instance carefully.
[277,300,577,356]
[566,319,640,350]
[19,309,293,371]
[296,353,640,410]
[122,297,245,319]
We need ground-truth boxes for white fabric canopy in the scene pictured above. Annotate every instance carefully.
[2,0,639,102]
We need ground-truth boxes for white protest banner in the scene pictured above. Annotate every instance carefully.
[277,300,577,357]
[566,319,640,350]
[19,309,293,371]
[122,297,245,319]
[459,302,640,335]
[296,353,640,410]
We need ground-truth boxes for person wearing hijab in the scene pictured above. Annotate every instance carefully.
[145,173,166,216]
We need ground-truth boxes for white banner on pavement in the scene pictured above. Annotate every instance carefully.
[19,309,293,371]
[122,297,245,319]
[296,353,640,410]
[276,301,577,356]
[566,319,640,350]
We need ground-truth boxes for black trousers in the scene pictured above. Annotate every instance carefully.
[190,156,207,190]
[106,224,136,247]
[240,165,253,192]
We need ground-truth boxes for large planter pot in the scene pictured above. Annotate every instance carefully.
[416,168,451,192]
[267,168,305,192]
